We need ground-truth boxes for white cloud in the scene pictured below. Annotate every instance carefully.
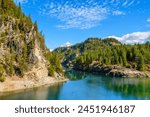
[147,18,150,22]
[113,10,125,16]
[123,0,136,7]
[14,0,37,5]
[41,0,136,29]
[14,0,28,4]
[146,18,150,27]
[49,49,53,52]
[127,0,136,6]
[108,32,150,44]
[61,42,72,47]
[42,1,108,29]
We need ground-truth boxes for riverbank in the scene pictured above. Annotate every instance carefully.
[1,69,150,100]
[73,63,150,78]
[0,76,68,93]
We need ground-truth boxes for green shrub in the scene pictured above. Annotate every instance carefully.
[0,76,6,82]
[0,64,6,82]
[48,67,54,77]
[0,64,4,75]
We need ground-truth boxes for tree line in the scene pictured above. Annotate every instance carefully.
[54,38,150,72]
[74,38,150,71]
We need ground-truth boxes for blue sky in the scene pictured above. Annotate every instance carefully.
[14,0,150,49]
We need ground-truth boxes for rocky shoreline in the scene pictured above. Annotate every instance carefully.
[73,64,150,78]
[0,61,68,93]
[0,76,68,93]
[0,38,68,93]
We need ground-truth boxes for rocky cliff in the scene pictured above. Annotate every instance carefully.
[0,0,66,92]
[74,63,150,78]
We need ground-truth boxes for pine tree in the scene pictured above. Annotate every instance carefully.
[119,57,123,66]
[23,44,28,63]
[137,54,145,71]
[113,50,119,64]
[0,64,6,82]
[27,14,32,25]
[122,50,127,66]
[10,54,15,75]
[34,21,38,32]
[1,0,4,9]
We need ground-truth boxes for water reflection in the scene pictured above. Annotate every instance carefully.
[1,69,150,100]
[0,83,63,100]
[103,77,150,99]
[65,68,87,80]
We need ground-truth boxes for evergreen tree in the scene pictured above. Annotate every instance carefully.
[113,50,119,64]
[137,54,145,71]
[122,50,127,66]
[1,0,4,9]
[0,64,6,82]
[10,53,15,75]
[34,21,38,32]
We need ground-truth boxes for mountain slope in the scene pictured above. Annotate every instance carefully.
[54,38,150,78]
[54,38,121,65]
[0,0,65,92]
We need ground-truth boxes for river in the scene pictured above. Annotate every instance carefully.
[0,69,150,100]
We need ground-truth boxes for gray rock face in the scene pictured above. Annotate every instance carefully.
[0,16,49,80]
[107,66,149,78]
[74,64,150,78]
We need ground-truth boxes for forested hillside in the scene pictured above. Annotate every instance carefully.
[54,38,150,78]
[0,0,63,83]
